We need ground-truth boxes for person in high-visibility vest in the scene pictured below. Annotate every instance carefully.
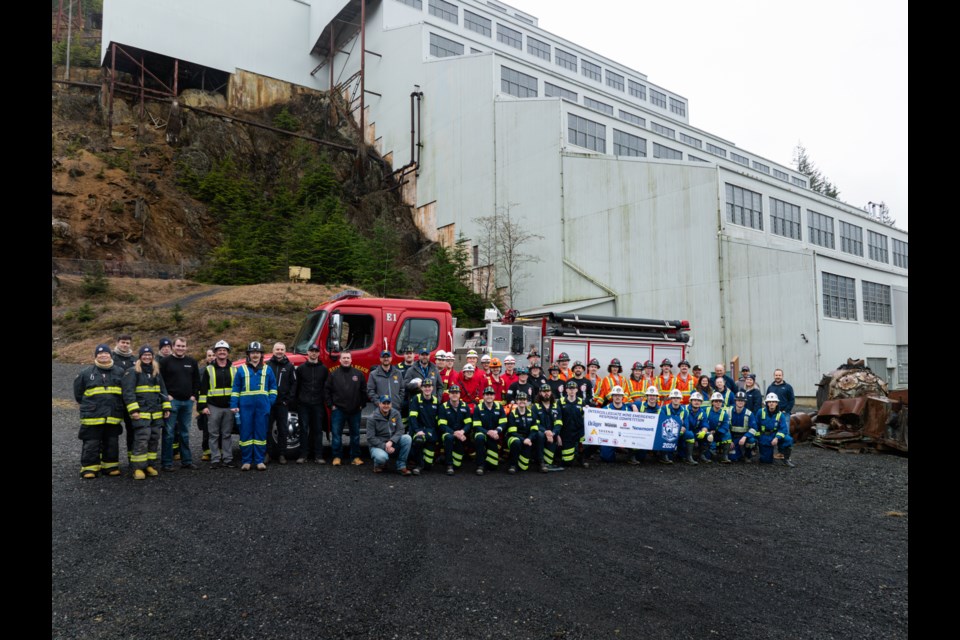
[558,380,588,468]
[743,393,795,467]
[121,345,171,479]
[594,359,627,406]
[728,391,755,463]
[656,359,677,404]
[505,392,540,473]
[659,389,688,464]
[472,386,507,475]
[701,392,732,463]
[197,340,236,468]
[74,344,125,479]
[230,342,277,471]
[684,392,707,465]
[629,386,661,465]
[624,362,647,406]
[673,359,696,405]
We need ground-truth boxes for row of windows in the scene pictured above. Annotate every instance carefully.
[500,65,537,98]
[406,0,688,119]
[822,273,892,324]
[724,183,907,267]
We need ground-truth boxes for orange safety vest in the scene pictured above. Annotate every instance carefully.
[674,374,695,405]
[624,377,647,403]
[594,374,627,405]
[656,373,676,403]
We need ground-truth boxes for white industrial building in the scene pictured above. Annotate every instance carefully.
[101,0,908,396]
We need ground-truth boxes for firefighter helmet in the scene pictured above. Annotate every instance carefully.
[588,358,600,368]
[609,358,622,370]
[558,352,570,361]
[490,357,502,368]
[679,359,690,367]
[246,341,263,353]
[572,360,585,370]
[632,361,644,371]
[566,380,579,389]
[661,358,673,367]
[643,360,655,369]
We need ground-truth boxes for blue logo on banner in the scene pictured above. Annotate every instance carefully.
[652,412,678,451]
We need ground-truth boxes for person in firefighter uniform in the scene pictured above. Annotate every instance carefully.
[472,386,507,475]
[742,393,795,467]
[408,377,441,475]
[438,385,473,475]
[558,379,588,468]
[534,383,564,472]
[505,392,541,474]
[120,345,171,479]
[230,342,277,471]
[74,344,125,479]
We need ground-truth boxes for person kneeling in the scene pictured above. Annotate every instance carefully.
[367,395,412,476]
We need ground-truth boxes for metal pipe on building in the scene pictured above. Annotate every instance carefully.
[416,89,422,170]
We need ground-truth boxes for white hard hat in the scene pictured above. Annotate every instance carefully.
[504,355,516,364]
[437,350,448,359]
[710,392,723,402]
[480,354,491,362]
[646,386,659,396]
[765,393,780,403]
[669,389,682,399]
[690,392,703,402]
[213,340,230,351]
[466,350,478,358]
[611,386,625,396]
[462,363,475,372]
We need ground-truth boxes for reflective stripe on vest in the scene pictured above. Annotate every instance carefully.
[239,364,268,396]
[206,364,237,397]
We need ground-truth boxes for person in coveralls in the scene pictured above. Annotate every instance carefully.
[230,342,277,471]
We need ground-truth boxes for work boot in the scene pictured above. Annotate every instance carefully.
[698,444,712,464]
[507,465,517,474]
[351,457,364,466]
[719,443,732,464]
[782,447,796,467]
[145,466,159,477]
[256,463,267,471]
[476,466,485,476]
[106,468,121,476]
[658,453,673,464]
[201,452,211,462]
[241,463,251,471]
[541,463,550,473]
[332,457,342,466]
[133,469,146,480]
[81,471,97,479]
[446,465,455,476]
[278,456,287,465]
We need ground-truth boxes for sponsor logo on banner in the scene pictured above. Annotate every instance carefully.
[584,406,669,451]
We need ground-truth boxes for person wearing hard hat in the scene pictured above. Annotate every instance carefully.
[527,361,547,391]
[674,359,696,405]
[457,363,486,409]
[585,358,601,392]
[197,348,216,462]
[600,385,634,463]
[558,379,588,468]
[556,352,573,381]
[656,359,677,405]
[570,360,594,405]
[501,355,518,390]
[230,342,278,471]
[545,362,565,399]
[504,392,541,474]
[743,393,795,467]
[658,388,688,464]
[728,391,756,463]
[628,386,662,465]
[640,360,657,395]
[485,357,507,401]
[534,383,564,472]
[197,340,237,468]
[624,361,647,405]
[437,351,460,403]
[479,353,492,376]
[120,345,171,479]
[472,386,507,475]
[683,392,706,464]
[594,359,627,407]
[407,377,440,475]
[74,344,126,479]
[465,349,480,370]
[702,392,733,463]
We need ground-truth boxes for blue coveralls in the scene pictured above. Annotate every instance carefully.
[230,362,277,466]
[601,402,631,462]
[728,406,754,461]
[687,403,708,459]
[632,399,661,462]
[659,403,688,462]
[746,406,793,463]
[702,405,732,462]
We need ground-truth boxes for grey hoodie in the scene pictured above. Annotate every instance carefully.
[366,407,405,450]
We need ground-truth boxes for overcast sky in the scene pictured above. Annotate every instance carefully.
[513,0,908,231]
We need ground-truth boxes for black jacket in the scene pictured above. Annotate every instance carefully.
[159,354,200,401]
[296,360,329,406]
[267,355,297,406]
[325,365,367,413]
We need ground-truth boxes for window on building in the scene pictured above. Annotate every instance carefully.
[649,88,667,108]
[464,10,491,36]
[730,152,749,166]
[688,155,708,163]
[822,272,857,320]
[840,221,863,257]
[650,122,675,139]
[653,142,682,160]
[868,230,889,263]
[770,198,801,241]
[487,1,507,12]
[584,96,613,115]
[429,33,464,57]
[618,110,644,127]
[606,70,624,91]
[752,161,770,174]
[544,82,577,102]
[892,238,908,269]
[396,0,423,9]
[628,79,646,100]
[897,345,908,385]
[706,143,726,158]
[428,0,458,23]
[808,210,835,249]
[669,97,686,117]
[568,113,606,152]
[613,129,646,157]
[773,168,789,182]
[527,35,550,60]
[679,132,701,149]
[862,281,892,324]
[497,23,522,49]
[791,176,807,188]
[725,183,763,230]
[555,48,577,71]
[581,59,602,81]
[500,65,537,98]
[515,13,534,24]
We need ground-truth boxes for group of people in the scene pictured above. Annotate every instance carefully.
[73,335,799,480]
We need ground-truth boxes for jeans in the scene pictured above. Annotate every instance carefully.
[369,434,411,470]
[162,398,194,467]
[298,402,326,459]
[331,408,361,459]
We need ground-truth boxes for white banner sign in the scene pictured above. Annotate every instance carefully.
[583,407,678,451]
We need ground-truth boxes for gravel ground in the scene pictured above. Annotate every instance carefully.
[51,361,908,639]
